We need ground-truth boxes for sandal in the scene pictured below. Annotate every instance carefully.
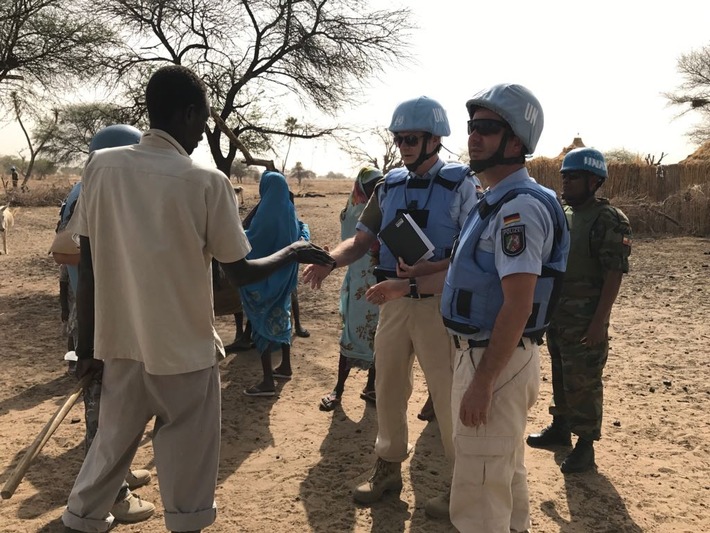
[359,389,376,405]
[295,327,311,338]
[272,367,292,380]
[319,391,341,411]
[224,338,254,353]
[243,385,275,397]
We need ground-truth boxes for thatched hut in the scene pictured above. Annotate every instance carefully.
[556,136,586,160]
[679,140,710,164]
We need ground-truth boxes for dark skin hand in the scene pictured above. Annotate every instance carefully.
[221,240,334,287]
[75,236,333,378]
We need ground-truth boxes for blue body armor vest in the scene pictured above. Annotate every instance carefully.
[441,180,569,339]
[377,163,472,277]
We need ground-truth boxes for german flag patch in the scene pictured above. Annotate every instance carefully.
[622,235,632,247]
[503,213,521,226]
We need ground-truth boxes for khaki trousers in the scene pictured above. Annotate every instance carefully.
[373,295,455,463]
[63,359,221,533]
[450,340,540,533]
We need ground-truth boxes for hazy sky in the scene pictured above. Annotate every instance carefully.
[2,0,709,176]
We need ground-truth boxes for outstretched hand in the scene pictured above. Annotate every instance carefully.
[291,241,335,268]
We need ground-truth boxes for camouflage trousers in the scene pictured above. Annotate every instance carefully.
[546,323,609,441]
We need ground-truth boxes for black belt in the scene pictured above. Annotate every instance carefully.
[404,293,434,299]
[452,335,536,349]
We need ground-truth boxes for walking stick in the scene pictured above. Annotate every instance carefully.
[1,374,92,499]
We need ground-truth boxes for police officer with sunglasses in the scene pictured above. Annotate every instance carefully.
[304,96,480,518]
[365,84,570,532]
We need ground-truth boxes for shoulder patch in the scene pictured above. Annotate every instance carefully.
[501,225,526,257]
[502,213,521,226]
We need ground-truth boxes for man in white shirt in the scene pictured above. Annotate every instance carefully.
[62,65,332,533]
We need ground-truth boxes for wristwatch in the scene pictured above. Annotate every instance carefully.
[409,278,420,299]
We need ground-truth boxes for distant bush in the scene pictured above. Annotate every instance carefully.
[5,184,72,207]
[2,177,75,207]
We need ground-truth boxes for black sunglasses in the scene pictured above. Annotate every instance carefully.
[467,118,509,136]
[393,134,424,147]
[561,172,589,181]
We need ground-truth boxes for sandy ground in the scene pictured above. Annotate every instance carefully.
[0,179,708,533]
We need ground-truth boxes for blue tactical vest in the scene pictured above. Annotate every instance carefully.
[377,163,472,277]
[441,179,569,339]
[57,182,82,291]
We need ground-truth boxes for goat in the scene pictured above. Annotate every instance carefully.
[234,186,245,206]
[1,205,17,255]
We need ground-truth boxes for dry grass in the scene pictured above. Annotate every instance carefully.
[680,140,710,163]
[9,169,710,237]
[528,159,710,235]
[2,174,78,208]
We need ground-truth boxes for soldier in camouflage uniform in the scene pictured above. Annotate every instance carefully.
[527,147,631,474]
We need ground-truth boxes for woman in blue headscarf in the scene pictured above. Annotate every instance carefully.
[241,171,300,396]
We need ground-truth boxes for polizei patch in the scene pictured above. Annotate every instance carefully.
[501,225,526,256]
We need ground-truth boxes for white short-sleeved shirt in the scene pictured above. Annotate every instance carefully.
[478,181,555,280]
[74,129,251,375]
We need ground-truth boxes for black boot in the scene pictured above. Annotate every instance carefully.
[560,438,595,473]
[526,417,572,448]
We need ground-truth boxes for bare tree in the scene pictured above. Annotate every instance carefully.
[664,43,710,143]
[38,102,142,164]
[0,0,116,89]
[11,91,58,188]
[95,0,413,176]
[337,126,402,175]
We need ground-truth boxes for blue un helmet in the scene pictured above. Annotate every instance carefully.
[465,84,543,173]
[561,147,608,180]
[389,96,450,171]
[388,96,451,136]
[89,124,142,152]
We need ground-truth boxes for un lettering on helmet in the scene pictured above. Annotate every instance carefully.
[524,103,540,128]
[561,147,608,179]
[584,156,606,172]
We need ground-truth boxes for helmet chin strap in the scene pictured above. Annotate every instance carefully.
[405,133,437,172]
[468,131,525,174]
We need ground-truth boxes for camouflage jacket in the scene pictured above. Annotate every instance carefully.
[552,197,631,320]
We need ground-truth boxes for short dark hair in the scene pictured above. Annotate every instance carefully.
[145,65,208,124]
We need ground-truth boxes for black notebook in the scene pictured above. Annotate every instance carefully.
[379,212,435,266]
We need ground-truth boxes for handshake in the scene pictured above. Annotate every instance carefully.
[289,240,335,269]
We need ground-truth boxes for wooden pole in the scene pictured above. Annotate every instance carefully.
[1,374,92,499]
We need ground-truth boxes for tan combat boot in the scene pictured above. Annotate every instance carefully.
[352,458,402,504]
[125,469,152,490]
[110,492,155,523]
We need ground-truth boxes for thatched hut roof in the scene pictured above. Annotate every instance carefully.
[556,136,586,160]
[679,140,710,164]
